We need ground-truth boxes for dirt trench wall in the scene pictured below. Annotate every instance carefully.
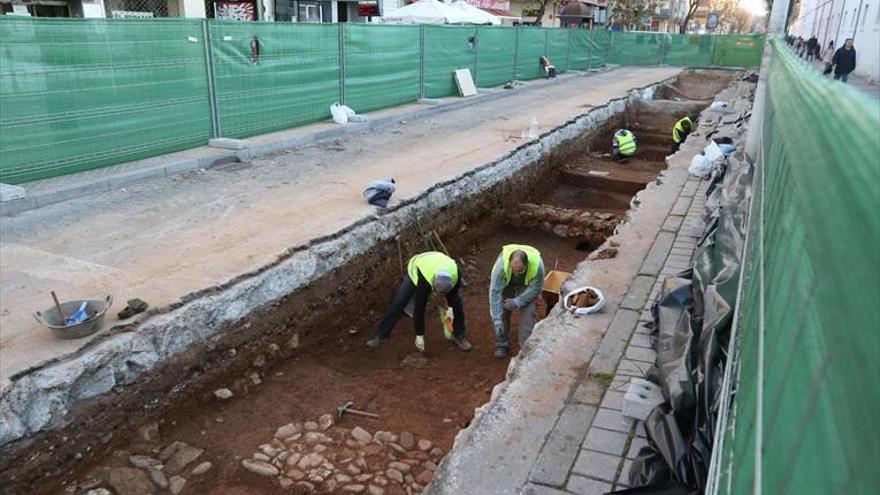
[0,79,668,491]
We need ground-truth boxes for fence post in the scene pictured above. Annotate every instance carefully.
[419,24,426,100]
[607,30,614,64]
[658,34,665,66]
[565,28,572,72]
[512,27,520,81]
[473,27,480,87]
[338,23,346,105]
[587,29,594,69]
[544,27,549,56]
[201,19,221,139]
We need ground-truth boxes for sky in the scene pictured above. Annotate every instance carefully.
[739,0,769,16]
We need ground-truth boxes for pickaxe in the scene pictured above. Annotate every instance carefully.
[337,401,379,420]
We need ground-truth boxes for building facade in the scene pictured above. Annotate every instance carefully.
[790,0,879,81]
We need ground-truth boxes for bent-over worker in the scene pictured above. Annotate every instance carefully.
[367,252,473,352]
[671,113,698,153]
[489,244,545,358]
[612,129,637,162]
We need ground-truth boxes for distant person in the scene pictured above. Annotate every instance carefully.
[367,252,473,352]
[671,113,698,153]
[806,36,819,61]
[488,245,544,358]
[822,40,835,75]
[540,56,557,79]
[832,38,857,83]
[612,129,637,162]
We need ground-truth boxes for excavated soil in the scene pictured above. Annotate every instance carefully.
[27,71,737,495]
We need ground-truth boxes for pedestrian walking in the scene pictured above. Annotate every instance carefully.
[832,38,857,83]
[488,244,544,358]
[822,40,835,75]
[806,36,819,61]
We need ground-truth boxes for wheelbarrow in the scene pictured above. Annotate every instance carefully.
[34,295,113,340]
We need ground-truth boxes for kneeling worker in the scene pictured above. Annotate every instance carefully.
[671,113,698,153]
[612,129,637,162]
[489,244,545,358]
[367,251,473,352]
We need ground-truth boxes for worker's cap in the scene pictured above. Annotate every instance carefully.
[433,271,454,295]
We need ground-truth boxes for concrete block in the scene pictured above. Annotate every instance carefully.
[208,138,249,150]
[639,231,676,276]
[107,166,167,190]
[0,183,26,202]
[591,407,633,434]
[572,449,622,482]
[530,404,596,487]
[620,275,655,311]
[622,378,664,421]
[567,475,612,495]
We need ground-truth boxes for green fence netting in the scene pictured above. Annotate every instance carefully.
[547,28,570,73]
[210,21,340,139]
[424,25,476,99]
[568,29,590,70]
[474,26,515,88]
[713,37,880,495]
[343,24,420,113]
[663,34,714,66]
[711,34,764,68]
[608,31,663,66]
[0,17,213,184]
[515,27,546,81]
[588,29,611,68]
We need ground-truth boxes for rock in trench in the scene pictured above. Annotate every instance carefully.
[242,458,280,477]
[165,443,203,475]
[191,461,213,475]
[417,439,432,451]
[351,426,372,443]
[275,423,301,439]
[108,467,155,495]
[399,432,415,450]
[148,468,168,489]
[168,476,186,495]
[213,388,233,400]
[385,468,404,484]
[318,413,334,430]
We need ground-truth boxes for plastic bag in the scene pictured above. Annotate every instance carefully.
[688,154,712,177]
[330,103,356,124]
[709,101,727,111]
[563,286,606,315]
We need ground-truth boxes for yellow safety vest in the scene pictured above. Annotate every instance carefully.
[615,130,637,156]
[407,252,458,291]
[672,116,694,143]
[501,244,542,286]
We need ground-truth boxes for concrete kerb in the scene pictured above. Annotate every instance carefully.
[0,68,609,217]
[0,75,675,459]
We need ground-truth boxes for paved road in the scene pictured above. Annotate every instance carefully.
[0,66,681,382]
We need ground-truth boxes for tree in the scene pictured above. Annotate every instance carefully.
[528,0,559,26]
[680,0,700,33]
[712,0,757,33]
[607,0,663,30]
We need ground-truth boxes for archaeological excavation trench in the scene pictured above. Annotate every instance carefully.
[7,70,737,495]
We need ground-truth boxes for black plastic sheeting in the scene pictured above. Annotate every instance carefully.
[612,149,754,495]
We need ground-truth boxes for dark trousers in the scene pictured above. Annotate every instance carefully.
[671,142,682,154]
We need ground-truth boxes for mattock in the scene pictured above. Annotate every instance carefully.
[337,401,379,420]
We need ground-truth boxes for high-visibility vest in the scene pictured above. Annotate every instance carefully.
[501,244,542,286]
[673,116,694,143]
[615,130,637,156]
[407,252,458,291]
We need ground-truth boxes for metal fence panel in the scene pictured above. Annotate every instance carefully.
[547,28,570,73]
[474,26,516,88]
[0,17,212,184]
[608,31,662,66]
[515,27,546,81]
[209,21,340,139]
[343,24,420,113]
[568,29,591,70]
[423,25,477,99]
[712,37,880,495]
[664,34,714,66]
[711,34,764,68]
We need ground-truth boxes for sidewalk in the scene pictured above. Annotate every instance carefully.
[809,60,880,101]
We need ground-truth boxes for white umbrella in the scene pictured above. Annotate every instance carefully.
[450,1,502,25]
[382,0,472,24]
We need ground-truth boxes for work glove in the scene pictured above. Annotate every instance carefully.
[415,335,425,353]
[503,298,520,311]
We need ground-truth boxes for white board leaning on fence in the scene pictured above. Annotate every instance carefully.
[454,69,478,97]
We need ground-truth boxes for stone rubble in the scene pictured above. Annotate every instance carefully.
[238,414,445,494]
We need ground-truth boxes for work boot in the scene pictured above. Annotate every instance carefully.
[494,346,509,358]
[366,336,388,348]
[453,336,473,351]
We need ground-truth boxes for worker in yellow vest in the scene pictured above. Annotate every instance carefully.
[671,113,698,153]
[612,129,637,162]
[367,252,472,352]
[489,244,545,358]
